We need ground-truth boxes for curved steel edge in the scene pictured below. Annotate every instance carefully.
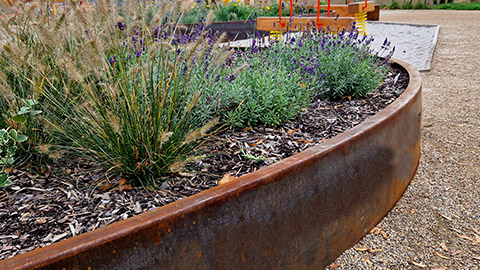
[1,59,422,270]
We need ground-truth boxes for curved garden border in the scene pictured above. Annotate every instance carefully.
[0,58,422,270]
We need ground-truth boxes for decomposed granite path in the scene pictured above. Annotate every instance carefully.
[329,10,480,269]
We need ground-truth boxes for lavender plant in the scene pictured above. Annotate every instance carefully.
[214,46,311,128]
[255,26,394,100]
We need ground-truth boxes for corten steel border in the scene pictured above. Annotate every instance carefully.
[1,59,422,270]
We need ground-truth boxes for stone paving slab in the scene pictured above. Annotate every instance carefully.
[367,21,439,71]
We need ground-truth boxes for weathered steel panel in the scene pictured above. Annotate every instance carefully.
[0,59,421,269]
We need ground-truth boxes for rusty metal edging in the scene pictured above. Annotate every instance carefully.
[0,59,422,270]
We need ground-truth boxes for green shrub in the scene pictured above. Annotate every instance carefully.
[182,1,292,24]
[259,29,391,100]
[218,59,311,128]
[214,2,257,21]
[389,0,401,9]
[436,2,480,9]
[414,1,425,9]
[401,0,414,9]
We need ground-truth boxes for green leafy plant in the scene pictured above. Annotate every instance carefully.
[255,29,392,100]
[214,2,257,21]
[389,0,401,9]
[220,62,310,128]
[182,1,298,24]
[435,2,480,9]
[401,0,414,9]
[0,127,27,187]
[413,1,425,9]
[12,99,43,124]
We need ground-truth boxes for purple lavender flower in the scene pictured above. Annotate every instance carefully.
[225,74,236,82]
[117,22,126,31]
[366,37,374,45]
[109,55,117,66]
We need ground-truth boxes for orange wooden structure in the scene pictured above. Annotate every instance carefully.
[256,0,360,33]
[256,16,355,32]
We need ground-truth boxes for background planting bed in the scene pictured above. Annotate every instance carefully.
[0,59,422,269]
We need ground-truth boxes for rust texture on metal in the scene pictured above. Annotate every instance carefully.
[1,59,422,270]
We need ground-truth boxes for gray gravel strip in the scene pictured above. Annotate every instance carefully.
[329,10,480,269]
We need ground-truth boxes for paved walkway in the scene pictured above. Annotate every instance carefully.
[331,10,480,269]
[367,21,439,71]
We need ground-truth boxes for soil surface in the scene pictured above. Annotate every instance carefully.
[330,10,480,270]
[0,64,408,261]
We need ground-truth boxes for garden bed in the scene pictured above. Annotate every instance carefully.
[0,1,421,268]
[0,62,410,261]
[0,58,422,269]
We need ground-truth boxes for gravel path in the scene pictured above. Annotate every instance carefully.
[330,10,480,269]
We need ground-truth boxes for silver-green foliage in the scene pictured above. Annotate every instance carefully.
[0,128,27,187]
[261,28,393,100]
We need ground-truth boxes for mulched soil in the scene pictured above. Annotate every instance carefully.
[0,63,408,261]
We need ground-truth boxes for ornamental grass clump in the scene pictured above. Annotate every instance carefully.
[0,0,230,184]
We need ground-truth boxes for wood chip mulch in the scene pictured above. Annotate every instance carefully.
[0,63,408,261]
